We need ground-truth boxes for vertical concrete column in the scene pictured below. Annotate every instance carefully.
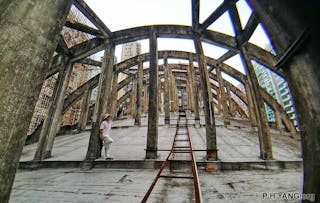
[174,79,179,110]
[244,81,257,125]
[130,78,137,117]
[163,56,170,124]
[216,66,230,126]
[44,61,74,158]
[0,0,72,201]
[146,30,159,159]
[215,82,223,115]
[77,89,91,131]
[85,42,115,160]
[134,57,143,126]
[225,85,234,116]
[189,54,200,126]
[34,56,66,160]
[158,77,162,112]
[186,64,194,111]
[143,83,148,113]
[168,66,174,112]
[171,74,179,111]
[168,66,178,111]
[275,110,283,131]
[193,36,217,160]
[109,71,119,118]
[197,83,204,112]
[240,47,273,160]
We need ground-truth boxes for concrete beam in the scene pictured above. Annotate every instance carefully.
[62,74,99,114]
[78,58,102,67]
[191,0,200,29]
[200,0,238,31]
[73,0,112,37]
[111,25,237,50]
[69,37,105,62]
[117,90,131,107]
[238,12,259,45]
[65,20,103,36]
[47,41,278,79]
[56,34,71,55]
[229,4,243,37]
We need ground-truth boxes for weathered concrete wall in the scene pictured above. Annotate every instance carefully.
[0,1,72,202]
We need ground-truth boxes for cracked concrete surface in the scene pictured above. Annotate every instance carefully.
[10,168,302,203]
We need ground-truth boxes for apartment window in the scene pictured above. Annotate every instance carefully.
[279,82,285,89]
[280,88,287,94]
[283,100,291,106]
[285,106,292,112]
[282,93,290,100]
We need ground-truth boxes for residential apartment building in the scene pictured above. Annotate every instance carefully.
[27,7,95,135]
[253,60,297,125]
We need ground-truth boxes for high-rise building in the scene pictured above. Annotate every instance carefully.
[121,42,141,61]
[276,78,297,125]
[253,61,277,122]
[253,60,297,125]
[27,7,96,135]
[118,42,142,102]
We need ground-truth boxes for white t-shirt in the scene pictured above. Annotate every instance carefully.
[100,121,112,137]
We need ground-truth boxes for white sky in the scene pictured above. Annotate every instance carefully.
[84,0,273,86]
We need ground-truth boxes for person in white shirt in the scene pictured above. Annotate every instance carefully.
[99,113,113,160]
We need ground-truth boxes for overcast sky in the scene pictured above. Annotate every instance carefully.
[84,0,272,86]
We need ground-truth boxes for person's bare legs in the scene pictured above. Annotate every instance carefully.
[105,142,113,159]
[104,145,107,158]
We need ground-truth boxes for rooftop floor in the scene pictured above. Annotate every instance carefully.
[13,115,304,202]
[20,114,302,163]
[10,168,303,203]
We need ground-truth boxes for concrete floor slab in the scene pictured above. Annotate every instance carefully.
[20,115,301,163]
[10,168,303,203]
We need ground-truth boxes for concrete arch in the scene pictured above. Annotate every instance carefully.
[63,51,291,118]
[158,68,249,118]
[63,56,296,136]
[47,26,280,79]
[63,50,247,113]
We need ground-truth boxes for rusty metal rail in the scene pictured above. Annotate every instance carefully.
[141,110,202,203]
